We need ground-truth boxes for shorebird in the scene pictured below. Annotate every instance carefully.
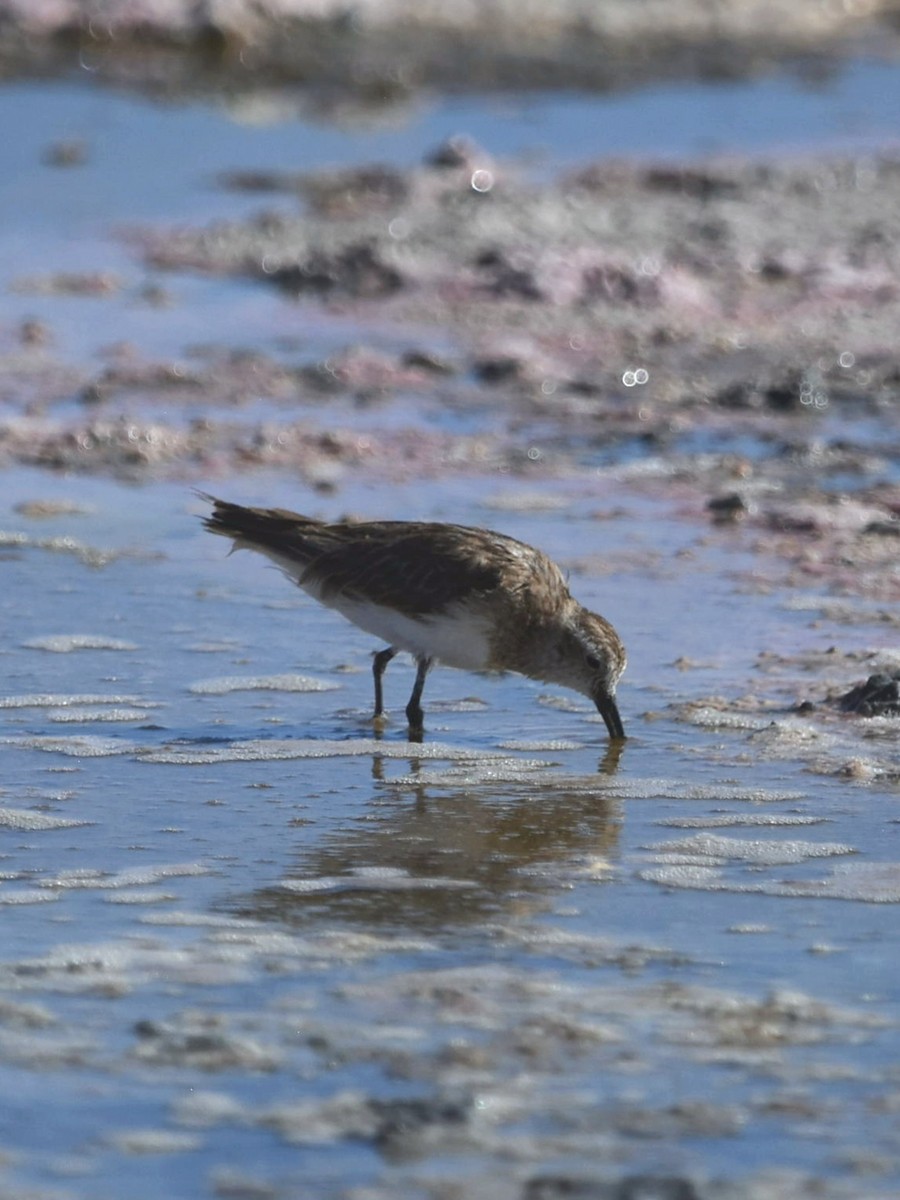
[201,497,626,739]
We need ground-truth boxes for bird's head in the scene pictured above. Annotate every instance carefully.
[572,610,627,740]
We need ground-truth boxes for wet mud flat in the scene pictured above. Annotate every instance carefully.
[5,0,900,96]
[0,15,899,1200]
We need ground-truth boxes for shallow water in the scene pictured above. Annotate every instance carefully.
[1,52,899,1198]
[0,468,898,1198]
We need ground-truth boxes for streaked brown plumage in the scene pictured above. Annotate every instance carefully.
[201,496,626,739]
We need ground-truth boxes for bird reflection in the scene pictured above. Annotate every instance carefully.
[238,751,624,935]
[598,738,625,776]
[370,727,627,787]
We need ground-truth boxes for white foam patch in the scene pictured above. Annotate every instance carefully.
[0,529,118,567]
[537,694,589,712]
[388,759,554,787]
[664,784,807,803]
[645,832,855,865]
[642,862,900,904]
[0,807,88,831]
[0,889,60,905]
[103,891,176,905]
[47,707,153,724]
[107,1130,201,1155]
[189,673,340,695]
[279,867,477,894]
[0,926,433,998]
[14,498,92,518]
[256,1091,379,1145]
[23,634,138,653]
[481,491,571,512]
[427,698,490,713]
[492,924,674,968]
[657,815,824,828]
[0,693,151,709]
[183,641,240,653]
[498,739,583,751]
[385,772,807,800]
[679,708,772,731]
[771,862,900,903]
[139,911,260,929]
[0,940,217,995]
[651,853,734,867]
[1,735,136,757]
[39,863,211,891]
[139,738,502,765]
[640,865,758,893]
[0,999,53,1027]
[747,722,838,754]
[172,1090,246,1128]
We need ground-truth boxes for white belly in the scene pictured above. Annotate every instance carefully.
[331,597,493,670]
[250,546,494,670]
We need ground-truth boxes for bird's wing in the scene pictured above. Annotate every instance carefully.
[303,523,564,617]
[202,499,568,618]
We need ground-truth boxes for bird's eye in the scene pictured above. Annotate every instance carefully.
[585,654,600,670]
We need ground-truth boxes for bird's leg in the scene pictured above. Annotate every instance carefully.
[372,646,397,718]
[405,656,433,733]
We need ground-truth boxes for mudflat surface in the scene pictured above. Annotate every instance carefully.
[0,12,898,1200]
[5,0,900,94]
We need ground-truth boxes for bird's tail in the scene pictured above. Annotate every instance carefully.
[199,493,319,557]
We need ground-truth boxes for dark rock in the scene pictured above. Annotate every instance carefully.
[713,381,759,409]
[764,510,820,534]
[863,519,900,536]
[524,1175,702,1200]
[303,165,408,217]
[401,349,456,375]
[567,378,603,396]
[264,242,404,299]
[757,255,794,281]
[474,249,543,300]
[524,1180,610,1200]
[473,356,525,385]
[642,166,740,200]
[426,136,485,169]
[838,672,900,717]
[581,263,658,306]
[218,169,302,193]
[712,368,824,412]
[43,138,89,168]
[707,492,747,523]
[19,318,52,347]
[763,378,803,411]
[371,1094,469,1152]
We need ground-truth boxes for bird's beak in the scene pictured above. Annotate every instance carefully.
[595,691,626,740]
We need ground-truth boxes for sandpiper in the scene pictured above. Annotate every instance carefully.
[201,496,627,739]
